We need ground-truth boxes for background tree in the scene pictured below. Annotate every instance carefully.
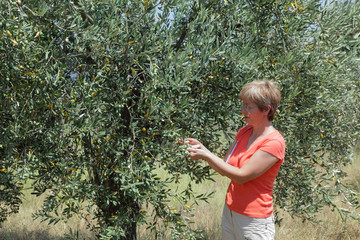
[1,0,359,239]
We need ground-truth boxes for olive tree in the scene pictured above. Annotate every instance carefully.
[1,0,359,239]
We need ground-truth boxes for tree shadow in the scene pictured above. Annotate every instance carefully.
[0,227,94,240]
[0,228,65,240]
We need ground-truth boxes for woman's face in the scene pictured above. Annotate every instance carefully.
[241,100,268,125]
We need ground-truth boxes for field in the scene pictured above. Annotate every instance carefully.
[1,147,359,240]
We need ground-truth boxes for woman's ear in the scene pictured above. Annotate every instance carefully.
[264,105,271,115]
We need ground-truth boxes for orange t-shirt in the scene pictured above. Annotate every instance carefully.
[225,125,285,218]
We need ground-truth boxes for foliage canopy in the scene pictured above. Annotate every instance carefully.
[1,0,359,239]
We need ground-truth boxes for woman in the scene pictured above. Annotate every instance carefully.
[185,80,285,240]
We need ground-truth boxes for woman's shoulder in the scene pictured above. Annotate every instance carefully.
[259,129,286,159]
[271,129,285,142]
[263,129,286,148]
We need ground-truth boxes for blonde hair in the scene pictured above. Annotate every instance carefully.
[238,80,281,121]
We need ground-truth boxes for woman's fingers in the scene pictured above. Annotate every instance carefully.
[186,147,196,152]
[187,144,201,150]
[186,148,198,159]
[179,139,206,160]
[185,138,200,145]
[179,138,200,146]
[186,145,207,160]
[177,138,206,160]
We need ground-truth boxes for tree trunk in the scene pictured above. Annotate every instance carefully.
[124,200,139,240]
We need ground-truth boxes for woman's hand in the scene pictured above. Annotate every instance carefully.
[184,138,212,161]
[181,138,201,146]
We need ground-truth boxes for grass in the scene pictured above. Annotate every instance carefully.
[1,147,359,240]
[275,145,360,240]
[137,167,230,240]
[0,185,95,240]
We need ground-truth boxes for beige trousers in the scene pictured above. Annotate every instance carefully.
[221,204,275,240]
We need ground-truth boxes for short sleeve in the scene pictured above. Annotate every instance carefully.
[259,138,285,162]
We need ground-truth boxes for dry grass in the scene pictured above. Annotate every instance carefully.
[275,146,360,240]
[276,206,360,240]
[137,167,230,240]
[0,187,94,240]
[1,147,359,240]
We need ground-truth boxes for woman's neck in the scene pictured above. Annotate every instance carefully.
[251,121,274,138]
